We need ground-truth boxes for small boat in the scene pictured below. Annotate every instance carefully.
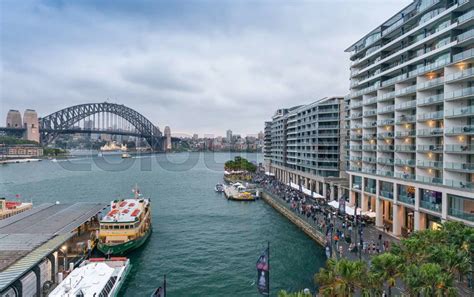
[48,257,131,297]
[121,153,131,158]
[98,186,152,255]
[215,183,224,193]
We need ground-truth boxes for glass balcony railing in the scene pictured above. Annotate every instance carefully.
[445,67,474,82]
[362,145,377,151]
[445,105,474,118]
[398,195,415,205]
[362,168,377,174]
[364,187,376,194]
[377,132,394,139]
[395,130,416,137]
[457,28,474,43]
[378,92,395,102]
[395,115,416,124]
[444,162,474,172]
[378,145,394,151]
[417,160,443,169]
[363,122,377,128]
[377,119,394,126]
[417,175,443,185]
[350,101,363,109]
[395,145,416,152]
[417,77,444,90]
[417,145,443,152]
[416,94,444,106]
[444,125,474,135]
[395,100,416,111]
[417,128,443,137]
[377,158,394,165]
[395,85,417,97]
[378,106,395,114]
[394,172,416,180]
[453,48,474,63]
[377,170,394,178]
[445,179,474,190]
[379,190,393,199]
[444,86,474,101]
[363,97,378,106]
[350,166,362,172]
[351,145,363,151]
[444,144,474,153]
[458,9,474,24]
[417,110,444,121]
[420,200,441,212]
[394,159,415,166]
[364,110,377,117]
[448,208,474,223]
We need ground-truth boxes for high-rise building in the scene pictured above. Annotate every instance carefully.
[164,126,172,151]
[23,109,39,143]
[346,0,474,236]
[6,110,22,128]
[264,97,348,200]
[226,129,233,143]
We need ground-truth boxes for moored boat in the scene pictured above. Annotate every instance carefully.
[98,186,152,255]
[48,257,131,297]
[121,153,131,158]
[214,183,224,193]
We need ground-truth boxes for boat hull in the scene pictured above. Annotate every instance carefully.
[98,227,152,255]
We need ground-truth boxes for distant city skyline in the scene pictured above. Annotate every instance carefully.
[1,0,410,135]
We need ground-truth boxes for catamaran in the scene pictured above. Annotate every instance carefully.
[98,186,152,255]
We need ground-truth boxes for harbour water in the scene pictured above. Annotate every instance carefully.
[0,152,326,296]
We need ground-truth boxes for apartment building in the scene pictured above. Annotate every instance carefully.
[264,97,349,200]
[346,0,474,237]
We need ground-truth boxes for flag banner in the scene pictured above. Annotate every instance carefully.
[256,248,269,295]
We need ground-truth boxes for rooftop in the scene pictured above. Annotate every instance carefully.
[0,202,107,292]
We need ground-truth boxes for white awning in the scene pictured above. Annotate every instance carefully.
[290,182,325,199]
[264,172,275,176]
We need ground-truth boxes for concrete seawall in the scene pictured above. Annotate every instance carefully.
[261,191,326,247]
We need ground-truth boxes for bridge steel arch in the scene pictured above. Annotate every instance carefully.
[39,102,162,149]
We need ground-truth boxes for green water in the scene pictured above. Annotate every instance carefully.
[0,152,325,296]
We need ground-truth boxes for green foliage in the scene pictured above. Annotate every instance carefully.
[0,136,38,145]
[224,156,256,172]
[277,290,311,297]
[43,147,67,156]
[314,222,473,296]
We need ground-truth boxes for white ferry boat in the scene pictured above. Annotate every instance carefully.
[48,257,131,297]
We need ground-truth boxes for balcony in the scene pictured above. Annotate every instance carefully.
[351,145,363,151]
[379,190,393,199]
[417,127,443,137]
[444,162,474,173]
[445,179,474,190]
[395,145,416,152]
[445,67,474,83]
[417,144,443,153]
[363,121,377,128]
[350,101,363,109]
[362,156,376,163]
[350,124,362,130]
[445,86,474,102]
[364,186,376,194]
[378,145,394,152]
[444,144,474,153]
[417,94,444,106]
[377,119,395,126]
[420,200,441,212]
[417,110,444,121]
[444,125,474,135]
[394,159,415,166]
[362,145,377,151]
[378,106,395,115]
[350,166,362,172]
[398,195,415,205]
[416,175,443,185]
[453,48,474,63]
[395,85,417,97]
[395,115,416,124]
[445,105,474,118]
[417,160,443,169]
[378,158,394,165]
[378,91,395,102]
[394,172,416,181]
[363,109,377,117]
[395,100,416,111]
[448,208,474,223]
[363,97,377,106]
[377,132,394,139]
[350,156,362,162]
[363,134,376,141]
[350,135,363,141]
[395,130,416,138]
[362,168,377,174]
[417,77,444,90]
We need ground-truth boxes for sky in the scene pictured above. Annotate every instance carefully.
[0,0,411,137]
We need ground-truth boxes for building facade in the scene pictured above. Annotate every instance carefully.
[264,97,349,200]
[346,0,474,237]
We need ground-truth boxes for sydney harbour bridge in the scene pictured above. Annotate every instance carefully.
[1,102,166,151]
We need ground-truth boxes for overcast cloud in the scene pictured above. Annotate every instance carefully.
[0,0,411,136]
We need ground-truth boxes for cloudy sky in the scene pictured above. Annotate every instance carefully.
[1,0,411,137]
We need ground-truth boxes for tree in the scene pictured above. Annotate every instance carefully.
[277,290,311,297]
[370,253,403,296]
[403,263,456,297]
[315,258,368,296]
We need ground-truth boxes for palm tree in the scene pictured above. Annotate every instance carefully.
[315,258,368,296]
[370,253,403,296]
[403,263,457,297]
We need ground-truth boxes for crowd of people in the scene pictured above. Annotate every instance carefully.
[254,173,391,260]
